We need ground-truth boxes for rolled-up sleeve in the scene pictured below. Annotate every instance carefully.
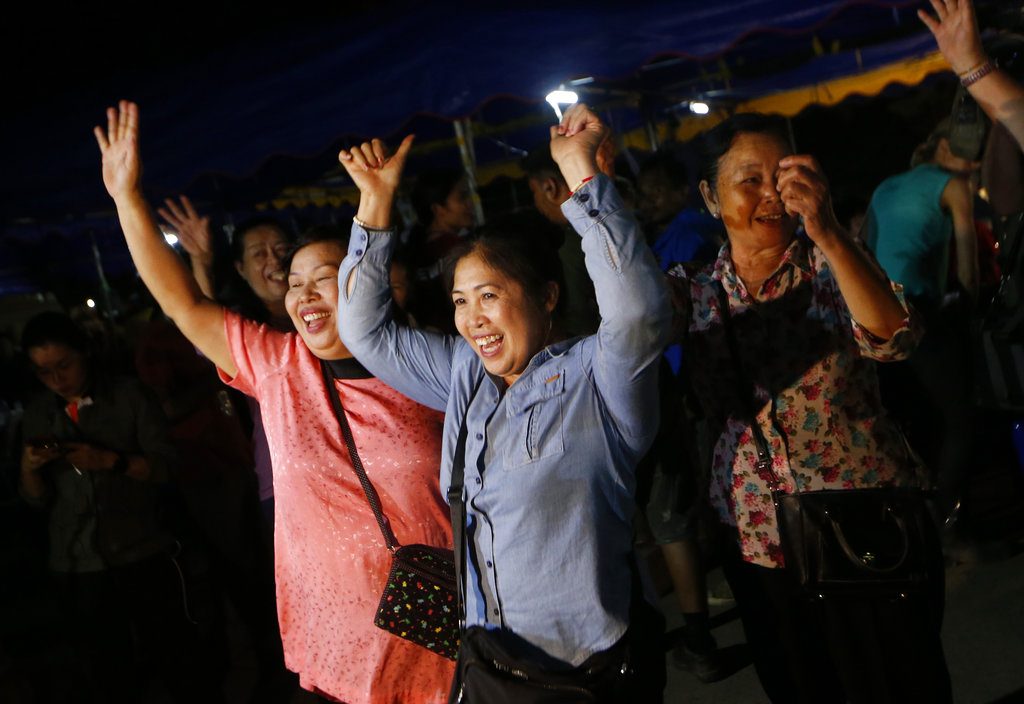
[561,175,672,441]
[337,222,457,411]
[850,281,923,362]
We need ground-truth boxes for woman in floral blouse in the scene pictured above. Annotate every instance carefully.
[668,113,951,704]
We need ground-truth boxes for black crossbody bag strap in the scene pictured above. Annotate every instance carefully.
[447,376,483,629]
[714,283,782,490]
[320,360,399,551]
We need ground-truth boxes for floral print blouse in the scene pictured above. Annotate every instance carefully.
[668,235,927,568]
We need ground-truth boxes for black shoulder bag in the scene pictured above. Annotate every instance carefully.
[320,360,459,659]
[714,284,932,599]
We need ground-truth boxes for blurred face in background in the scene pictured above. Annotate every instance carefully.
[29,343,89,402]
[637,170,687,231]
[390,261,412,312]
[432,179,475,233]
[236,225,290,307]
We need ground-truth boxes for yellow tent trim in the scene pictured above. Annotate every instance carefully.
[261,51,950,210]
[671,50,950,143]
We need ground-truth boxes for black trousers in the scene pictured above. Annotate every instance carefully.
[718,526,952,704]
[55,551,225,704]
[878,299,976,523]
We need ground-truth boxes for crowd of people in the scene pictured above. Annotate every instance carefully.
[2,1,1023,702]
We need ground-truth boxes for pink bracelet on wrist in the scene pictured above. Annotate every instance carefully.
[960,61,996,88]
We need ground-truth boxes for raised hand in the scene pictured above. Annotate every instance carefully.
[549,103,609,189]
[918,0,987,75]
[339,136,415,198]
[776,155,843,246]
[158,195,213,264]
[94,100,142,201]
[338,136,415,229]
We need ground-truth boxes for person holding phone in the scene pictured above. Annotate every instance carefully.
[19,311,223,703]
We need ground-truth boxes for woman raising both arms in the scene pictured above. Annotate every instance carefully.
[94,100,454,704]
[337,103,671,702]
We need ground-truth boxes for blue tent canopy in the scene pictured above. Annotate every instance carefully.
[0,0,968,297]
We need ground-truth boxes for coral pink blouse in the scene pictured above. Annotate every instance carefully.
[220,311,454,704]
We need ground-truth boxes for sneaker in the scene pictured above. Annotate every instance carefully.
[671,642,729,683]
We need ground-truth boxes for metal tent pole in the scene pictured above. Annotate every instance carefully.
[454,118,486,226]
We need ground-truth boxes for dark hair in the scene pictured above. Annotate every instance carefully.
[441,210,564,315]
[410,169,464,226]
[230,216,292,263]
[638,150,689,190]
[698,113,792,185]
[520,142,564,184]
[282,224,350,271]
[219,216,295,323]
[21,311,90,355]
[911,117,952,168]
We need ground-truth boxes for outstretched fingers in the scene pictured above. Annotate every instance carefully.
[93,125,109,152]
[180,195,200,219]
[162,197,187,223]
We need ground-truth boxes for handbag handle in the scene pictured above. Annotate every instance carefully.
[714,283,781,488]
[320,360,400,552]
[828,505,911,573]
[447,376,483,630]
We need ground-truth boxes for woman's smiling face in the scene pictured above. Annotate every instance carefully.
[451,251,556,387]
[284,240,351,360]
[702,131,799,249]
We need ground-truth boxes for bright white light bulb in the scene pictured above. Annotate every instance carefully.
[545,90,579,120]
[163,231,179,246]
[689,101,710,115]
[86,298,96,309]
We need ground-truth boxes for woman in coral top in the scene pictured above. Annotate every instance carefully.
[94,100,454,704]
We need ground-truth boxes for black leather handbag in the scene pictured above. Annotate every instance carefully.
[772,486,931,598]
[714,285,931,599]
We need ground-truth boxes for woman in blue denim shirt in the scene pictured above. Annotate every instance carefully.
[337,104,672,702]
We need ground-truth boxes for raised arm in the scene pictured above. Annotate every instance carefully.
[943,174,980,301]
[777,154,909,339]
[94,101,235,375]
[335,136,457,410]
[158,195,216,299]
[920,0,1024,152]
[552,104,672,438]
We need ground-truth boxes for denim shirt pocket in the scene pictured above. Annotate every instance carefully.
[504,370,565,467]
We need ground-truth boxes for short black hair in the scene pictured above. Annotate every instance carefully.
[21,311,90,355]
[410,169,464,225]
[699,113,791,185]
[231,216,293,263]
[639,150,689,190]
[283,224,350,271]
[442,210,564,315]
[521,142,565,185]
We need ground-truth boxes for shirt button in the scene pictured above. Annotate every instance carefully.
[588,209,600,218]
[354,249,363,256]
[493,609,499,616]
[577,192,590,203]
[475,478,481,485]
[486,560,492,568]
[476,433,483,440]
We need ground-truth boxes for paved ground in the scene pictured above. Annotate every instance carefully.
[661,551,1024,704]
[662,452,1024,704]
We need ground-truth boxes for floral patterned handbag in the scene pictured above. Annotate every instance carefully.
[321,361,459,659]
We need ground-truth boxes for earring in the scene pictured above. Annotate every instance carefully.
[712,211,720,219]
